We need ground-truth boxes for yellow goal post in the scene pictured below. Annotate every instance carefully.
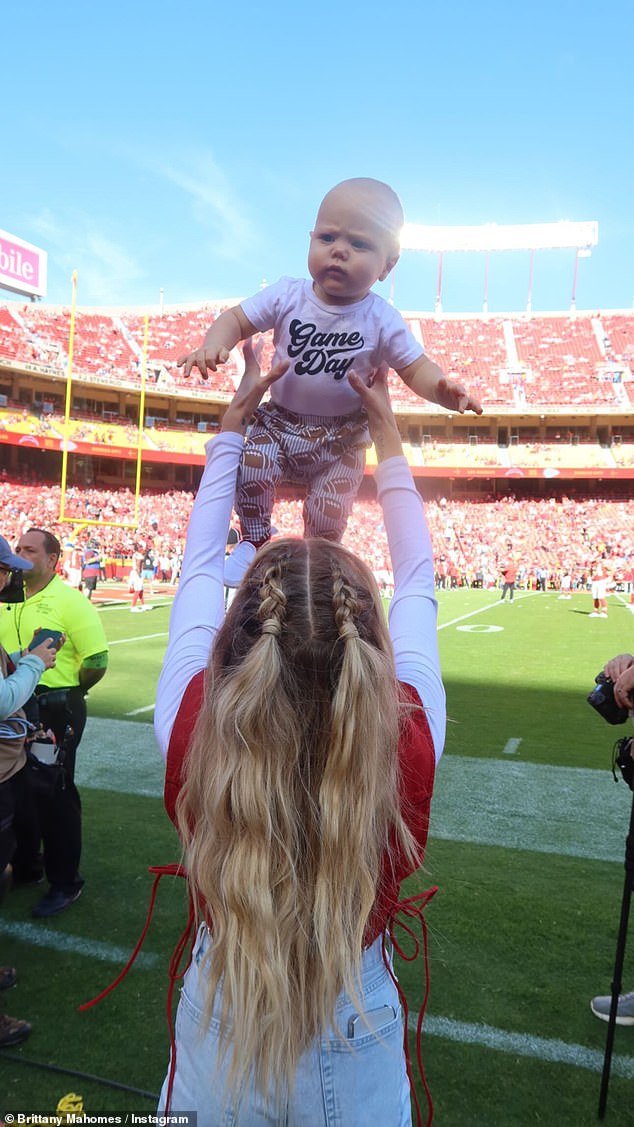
[58,273,149,531]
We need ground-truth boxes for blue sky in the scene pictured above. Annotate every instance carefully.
[4,0,633,315]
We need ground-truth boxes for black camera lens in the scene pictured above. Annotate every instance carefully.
[0,570,25,604]
[587,672,630,725]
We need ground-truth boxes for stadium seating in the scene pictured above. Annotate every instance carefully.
[2,302,633,411]
[600,314,634,367]
[0,307,27,362]
[123,306,241,395]
[0,476,631,595]
[415,316,513,405]
[507,442,611,470]
[1,302,633,505]
[510,315,628,406]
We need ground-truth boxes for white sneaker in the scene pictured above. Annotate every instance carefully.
[224,541,257,588]
[591,989,634,1025]
[589,612,599,617]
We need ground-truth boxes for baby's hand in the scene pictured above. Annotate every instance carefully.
[435,376,483,415]
[176,345,231,379]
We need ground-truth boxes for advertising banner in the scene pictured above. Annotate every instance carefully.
[0,229,47,298]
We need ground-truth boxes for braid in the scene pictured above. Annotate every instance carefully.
[177,536,420,1105]
[332,566,359,641]
[258,560,287,638]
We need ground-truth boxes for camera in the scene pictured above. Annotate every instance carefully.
[613,736,634,790]
[0,569,25,604]
[587,672,630,725]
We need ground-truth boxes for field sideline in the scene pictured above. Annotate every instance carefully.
[1,585,633,1123]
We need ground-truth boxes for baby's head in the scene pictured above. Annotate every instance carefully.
[309,178,404,305]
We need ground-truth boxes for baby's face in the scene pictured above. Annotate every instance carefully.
[308,184,400,306]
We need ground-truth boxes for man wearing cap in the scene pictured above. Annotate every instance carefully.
[0,535,58,1044]
[0,528,109,918]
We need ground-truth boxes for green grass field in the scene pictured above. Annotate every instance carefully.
[1,584,633,1124]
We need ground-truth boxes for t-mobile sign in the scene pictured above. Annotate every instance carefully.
[0,229,47,298]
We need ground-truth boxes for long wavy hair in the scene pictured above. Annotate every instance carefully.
[175,536,418,1102]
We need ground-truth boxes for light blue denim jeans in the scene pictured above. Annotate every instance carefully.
[158,925,412,1126]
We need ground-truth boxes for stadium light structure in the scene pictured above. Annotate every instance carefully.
[398,220,599,314]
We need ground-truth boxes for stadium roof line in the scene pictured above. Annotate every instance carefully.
[400,220,598,254]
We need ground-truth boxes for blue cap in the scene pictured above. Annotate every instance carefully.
[0,536,32,571]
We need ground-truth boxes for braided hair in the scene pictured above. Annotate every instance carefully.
[176,537,418,1103]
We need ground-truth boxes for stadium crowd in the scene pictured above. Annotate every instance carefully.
[0,474,632,596]
[2,302,633,411]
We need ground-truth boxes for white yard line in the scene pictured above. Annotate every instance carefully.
[431,755,631,863]
[107,633,166,712]
[2,912,630,1080]
[77,721,632,862]
[438,593,533,630]
[0,918,158,967]
[409,1014,634,1078]
[108,632,168,645]
[96,600,172,612]
[17,715,634,1078]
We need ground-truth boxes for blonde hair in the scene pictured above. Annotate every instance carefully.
[176,537,417,1102]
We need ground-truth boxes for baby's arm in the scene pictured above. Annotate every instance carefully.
[177,305,259,379]
[398,354,483,415]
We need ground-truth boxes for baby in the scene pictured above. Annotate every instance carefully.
[179,177,481,585]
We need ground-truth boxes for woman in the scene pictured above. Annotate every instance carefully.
[154,348,446,1126]
[0,539,59,1046]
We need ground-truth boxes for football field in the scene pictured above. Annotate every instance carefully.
[1,585,633,1124]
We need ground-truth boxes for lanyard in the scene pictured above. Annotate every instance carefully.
[14,599,28,651]
[14,577,55,649]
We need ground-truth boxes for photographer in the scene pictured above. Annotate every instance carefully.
[0,535,58,1046]
[0,529,109,919]
[590,652,634,1026]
